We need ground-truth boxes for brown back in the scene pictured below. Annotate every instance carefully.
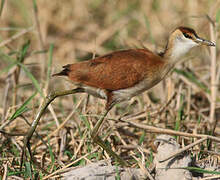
[65,49,165,90]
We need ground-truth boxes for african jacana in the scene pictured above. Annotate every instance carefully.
[53,27,215,165]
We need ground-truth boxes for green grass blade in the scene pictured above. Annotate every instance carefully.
[32,49,47,55]
[216,8,220,23]
[138,131,146,145]
[7,169,25,176]
[47,44,54,84]
[25,162,33,180]
[32,0,37,12]
[0,0,5,16]
[0,52,44,97]
[115,165,121,180]
[17,62,44,97]
[19,40,31,63]
[48,140,55,171]
[144,15,155,44]
[9,91,37,120]
[175,94,184,131]
[79,114,90,132]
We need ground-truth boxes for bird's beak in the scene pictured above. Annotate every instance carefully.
[195,37,215,46]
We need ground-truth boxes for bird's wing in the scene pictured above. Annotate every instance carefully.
[65,49,164,90]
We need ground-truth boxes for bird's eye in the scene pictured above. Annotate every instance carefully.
[183,32,192,39]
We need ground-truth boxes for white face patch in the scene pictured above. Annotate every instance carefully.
[171,35,198,61]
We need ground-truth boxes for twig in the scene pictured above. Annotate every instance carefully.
[42,149,97,179]
[8,176,23,180]
[119,119,220,142]
[120,92,177,121]
[48,105,60,127]
[32,0,46,78]
[159,137,208,162]
[132,154,154,180]
[2,163,8,180]
[207,15,217,134]
[158,92,177,115]
[74,130,88,158]
[2,73,12,121]
[0,26,34,48]
[191,149,220,156]
[0,130,25,136]
[201,175,220,180]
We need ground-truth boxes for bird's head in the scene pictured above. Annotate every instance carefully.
[165,26,215,61]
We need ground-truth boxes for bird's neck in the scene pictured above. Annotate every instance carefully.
[162,45,183,65]
[161,37,196,65]
[157,40,190,79]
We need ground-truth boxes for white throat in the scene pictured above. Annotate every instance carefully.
[170,37,198,62]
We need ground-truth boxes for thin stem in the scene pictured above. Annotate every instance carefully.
[208,16,217,135]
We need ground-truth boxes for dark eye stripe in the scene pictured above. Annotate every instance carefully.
[183,32,192,39]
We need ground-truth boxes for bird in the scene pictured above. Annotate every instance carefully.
[53,26,215,165]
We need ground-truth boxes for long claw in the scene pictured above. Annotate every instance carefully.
[91,106,128,166]
[20,88,85,170]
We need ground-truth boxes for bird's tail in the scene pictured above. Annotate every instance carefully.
[52,64,71,76]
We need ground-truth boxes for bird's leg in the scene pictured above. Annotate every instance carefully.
[20,87,85,170]
[91,103,128,166]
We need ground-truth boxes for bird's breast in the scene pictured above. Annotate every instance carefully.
[112,76,161,102]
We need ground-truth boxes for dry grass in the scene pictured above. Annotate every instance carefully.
[0,0,219,179]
